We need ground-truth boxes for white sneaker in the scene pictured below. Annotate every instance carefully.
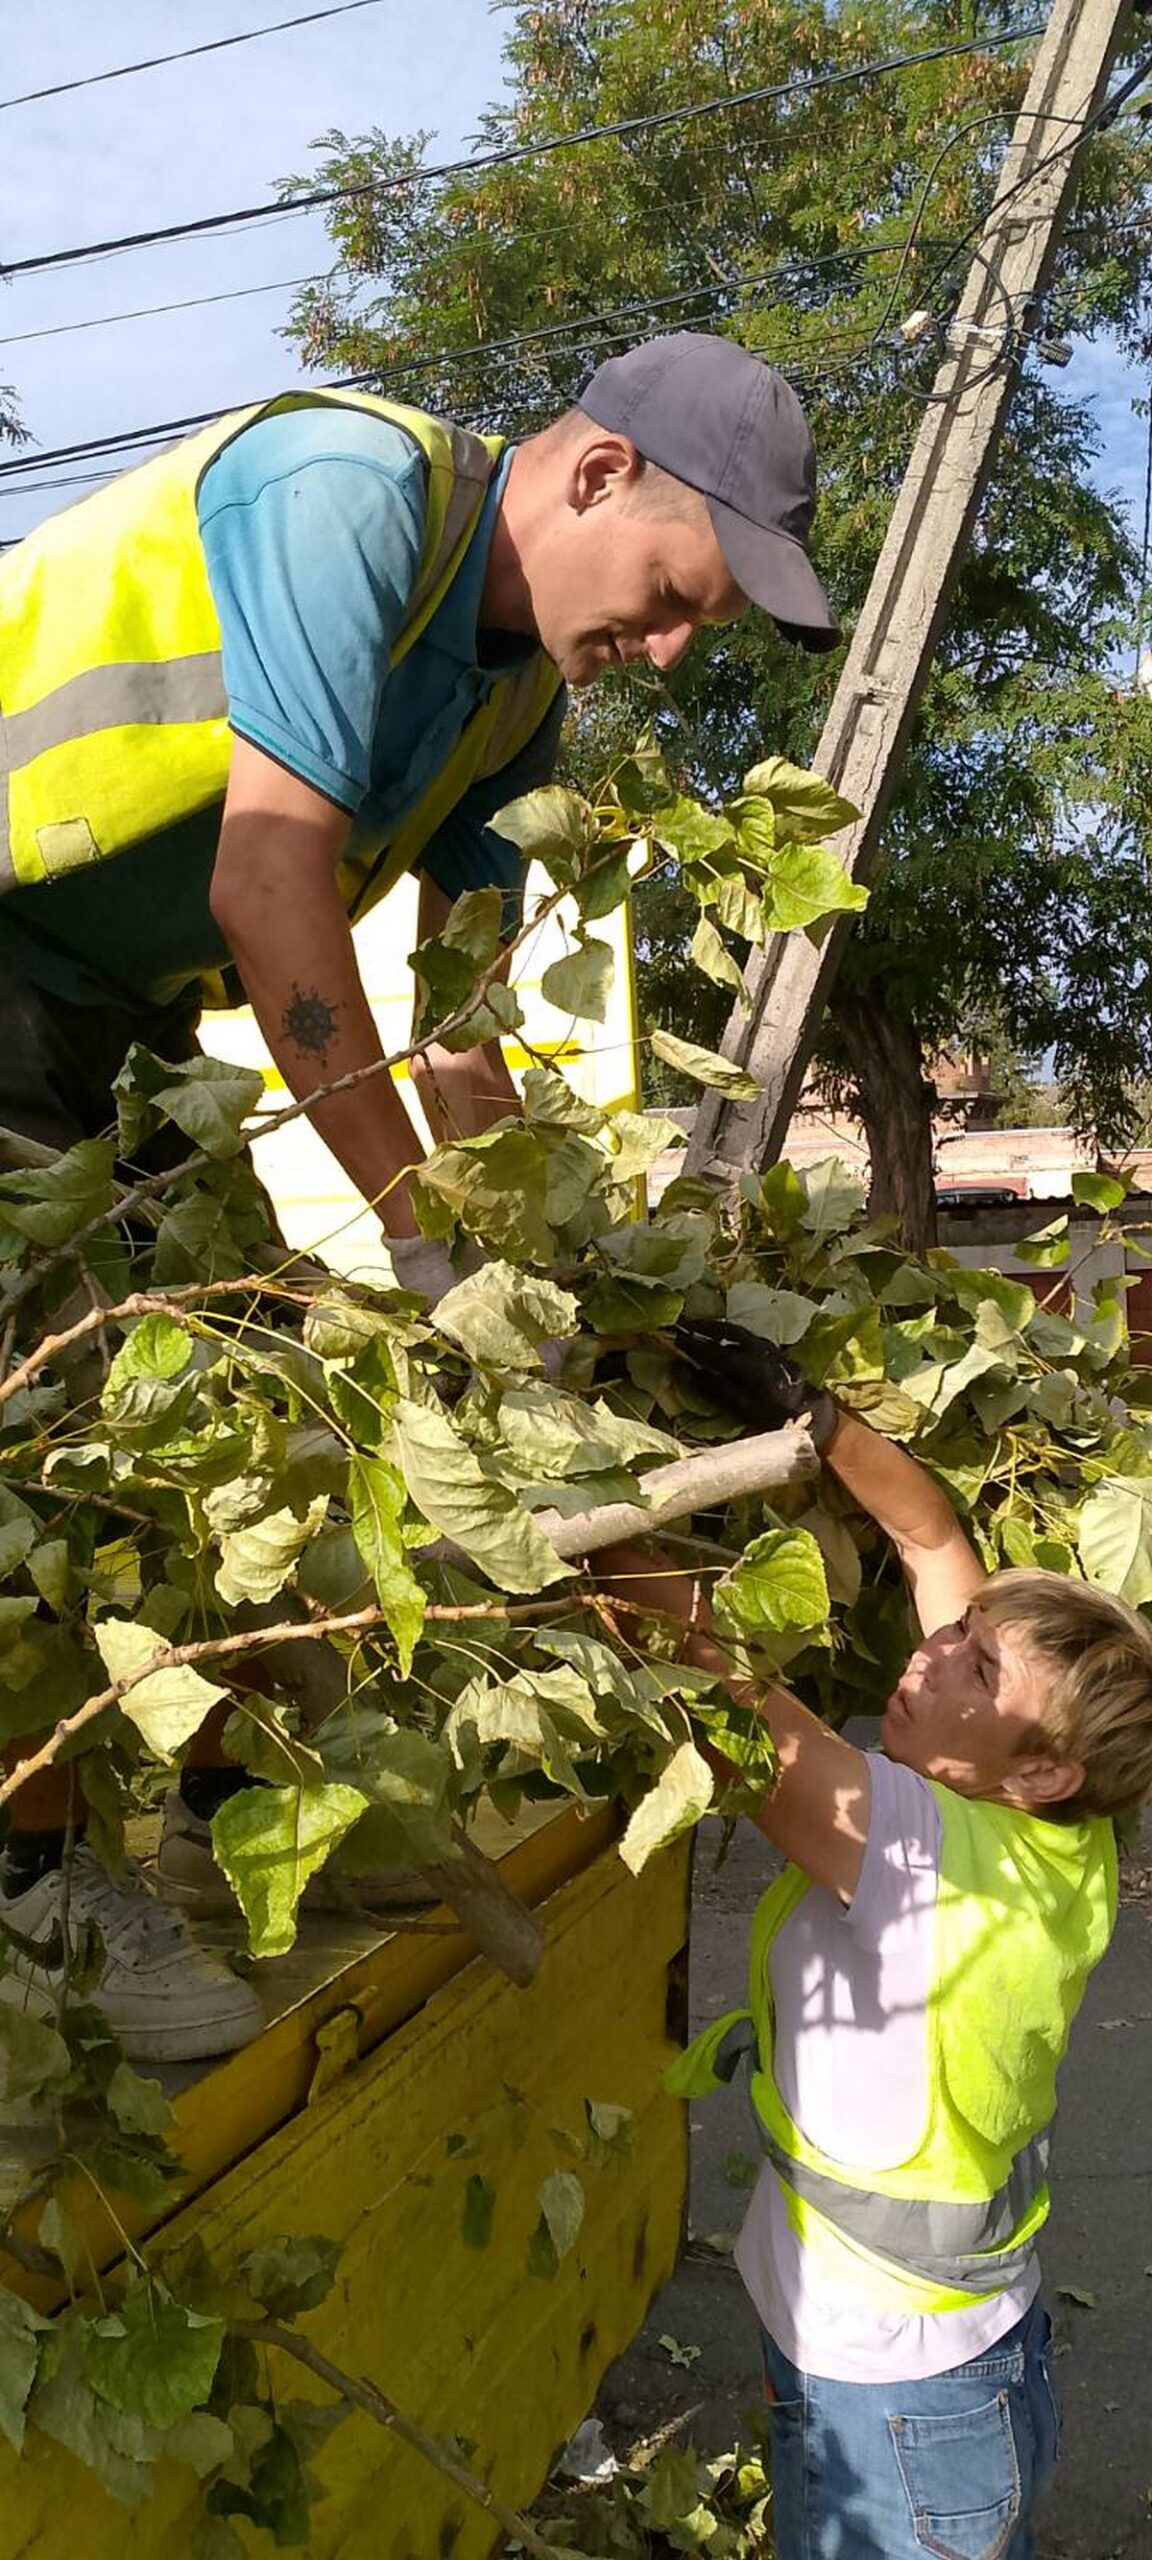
[156,1791,442,1923]
[0,1846,266,2062]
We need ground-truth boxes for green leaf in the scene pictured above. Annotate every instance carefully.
[714,1527,830,1641]
[527,2168,585,2277]
[520,1067,605,1135]
[651,794,736,864]
[29,1537,73,1612]
[207,2413,315,2542]
[215,1494,328,1608]
[303,1290,401,1360]
[540,936,615,1023]
[649,1027,760,1099]
[224,1703,325,1789]
[211,1782,368,1957]
[462,2175,496,2249]
[29,2334,154,2505]
[115,1049,265,1161]
[348,1453,426,1673]
[725,1282,819,1345]
[442,884,506,965]
[410,885,506,1032]
[741,755,859,841]
[391,1397,573,1594]
[160,2410,236,2478]
[762,840,868,933]
[333,1726,456,1868]
[106,2059,173,2140]
[574,843,633,919]
[697,1697,780,1790]
[492,783,593,882]
[434,1261,578,1370]
[327,1338,397,1448]
[0,1138,116,1246]
[619,1740,714,1875]
[1014,1216,1070,1269]
[758,1159,810,1241]
[938,1263,1037,1335]
[899,1339,1005,1421]
[0,2287,49,2452]
[801,1156,867,1239]
[644,2442,708,2521]
[446,1669,600,1792]
[93,1618,228,1759]
[689,912,746,995]
[1072,1171,1129,1214]
[1077,1479,1152,1605]
[240,2236,341,2320]
[416,1126,556,1263]
[607,1109,686,1185]
[83,2282,224,2431]
[104,1314,195,1401]
[0,1510,36,1579]
[498,1382,680,1479]
[585,2098,636,2161]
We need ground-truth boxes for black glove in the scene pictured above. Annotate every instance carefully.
[674,1317,839,1448]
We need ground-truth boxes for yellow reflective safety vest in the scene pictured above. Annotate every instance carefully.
[672,1783,1117,2315]
[0,388,562,931]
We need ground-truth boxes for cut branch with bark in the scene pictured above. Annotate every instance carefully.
[241,2320,571,2560]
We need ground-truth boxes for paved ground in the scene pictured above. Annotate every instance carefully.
[596,1807,1152,2558]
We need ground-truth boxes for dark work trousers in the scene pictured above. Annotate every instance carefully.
[0,963,204,1171]
[0,963,289,1247]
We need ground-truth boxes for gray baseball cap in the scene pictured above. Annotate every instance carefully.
[579,331,839,653]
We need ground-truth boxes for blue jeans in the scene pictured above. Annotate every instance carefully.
[760,2296,1061,2560]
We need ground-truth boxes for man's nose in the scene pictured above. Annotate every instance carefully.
[644,623,694,673]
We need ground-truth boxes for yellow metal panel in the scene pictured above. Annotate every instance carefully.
[4,1804,618,2302]
[1,1835,690,2560]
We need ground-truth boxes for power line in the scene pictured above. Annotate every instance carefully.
[0,22,1043,282]
[4,30,1138,506]
[0,273,320,350]
[0,232,983,486]
[0,221,953,375]
[0,0,394,112]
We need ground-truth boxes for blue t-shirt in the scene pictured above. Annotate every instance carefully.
[0,406,565,1007]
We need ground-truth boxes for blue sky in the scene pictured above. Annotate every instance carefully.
[0,0,510,541]
[0,4,1145,564]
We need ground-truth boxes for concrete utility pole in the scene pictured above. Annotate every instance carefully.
[686,0,1139,1181]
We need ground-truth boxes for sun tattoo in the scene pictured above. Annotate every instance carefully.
[282,982,341,1068]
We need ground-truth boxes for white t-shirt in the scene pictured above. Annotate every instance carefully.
[733,1752,1039,2382]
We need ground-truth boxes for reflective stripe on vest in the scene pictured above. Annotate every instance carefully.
[0,389,552,896]
[711,2017,1047,2296]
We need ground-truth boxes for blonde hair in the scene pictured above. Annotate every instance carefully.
[973,1569,1152,1821]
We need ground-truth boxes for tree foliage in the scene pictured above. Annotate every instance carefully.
[278,0,1152,1222]
[2,744,1152,2540]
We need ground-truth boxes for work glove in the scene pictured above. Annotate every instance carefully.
[386,1233,484,1311]
[674,1317,839,1450]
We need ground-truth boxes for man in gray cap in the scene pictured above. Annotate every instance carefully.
[0,332,836,2060]
[0,331,837,1279]
[540,330,839,671]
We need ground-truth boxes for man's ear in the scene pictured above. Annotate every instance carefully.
[569,431,642,512]
[1011,1754,1085,1811]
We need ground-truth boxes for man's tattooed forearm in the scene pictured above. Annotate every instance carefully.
[282,982,341,1068]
